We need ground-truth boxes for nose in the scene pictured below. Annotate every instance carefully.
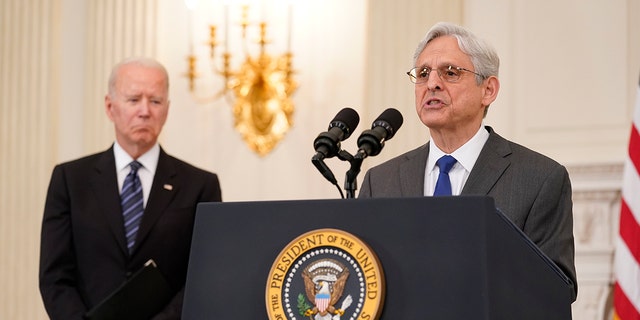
[426,70,442,91]
[138,99,151,116]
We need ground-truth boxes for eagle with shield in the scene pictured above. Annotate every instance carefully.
[300,258,353,320]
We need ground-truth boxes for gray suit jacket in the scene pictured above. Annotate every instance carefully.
[359,126,577,301]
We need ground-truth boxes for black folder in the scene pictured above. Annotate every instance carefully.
[84,259,173,320]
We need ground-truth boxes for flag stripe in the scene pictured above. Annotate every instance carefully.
[623,157,640,226]
[619,199,640,265]
[615,236,640,314]
[630,125,640,178]
[615,282,640,319]
[614,74,640,319]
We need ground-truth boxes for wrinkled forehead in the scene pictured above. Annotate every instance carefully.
[417,36,471,67]
[115,66,168,97]
[118,64,167,84]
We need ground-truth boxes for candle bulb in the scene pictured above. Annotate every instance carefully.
[287,4,292,52]
[188,10,194,55]
[224,5,229,50]
[184,0,198,55]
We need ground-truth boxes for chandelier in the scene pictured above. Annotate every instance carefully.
[184,1,297,156]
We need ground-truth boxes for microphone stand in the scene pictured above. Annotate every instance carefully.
[337,150,365,199]
[312,153,345,199]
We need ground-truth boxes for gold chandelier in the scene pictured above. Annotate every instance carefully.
[184,1,297,157]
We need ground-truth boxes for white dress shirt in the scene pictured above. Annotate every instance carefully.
[114,142,160,207]
[424,125,490,196]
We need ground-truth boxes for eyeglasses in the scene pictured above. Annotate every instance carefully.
[406,65,485,84]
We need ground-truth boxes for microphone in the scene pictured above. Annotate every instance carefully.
[312,108,360,191]
[313,108,360,160]
[356,108,403,157]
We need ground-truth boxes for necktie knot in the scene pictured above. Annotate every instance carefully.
[128,160,142,174]
[436,155,457,174]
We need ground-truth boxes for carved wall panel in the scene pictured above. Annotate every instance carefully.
[568,163,623,320]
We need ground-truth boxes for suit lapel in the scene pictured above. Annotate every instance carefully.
[91,147,129,254]
[400,144,429,196]
[133,148,178,253]
[462,127,512,195]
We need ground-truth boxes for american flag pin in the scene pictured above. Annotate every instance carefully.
[163,184,173,191]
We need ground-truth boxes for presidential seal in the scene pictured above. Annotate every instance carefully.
[266,229,385,320]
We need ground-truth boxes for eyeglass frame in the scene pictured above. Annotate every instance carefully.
[406,65,486,84]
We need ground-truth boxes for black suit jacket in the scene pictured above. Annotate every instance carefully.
[359,126,577,301]
[39,146,222,319]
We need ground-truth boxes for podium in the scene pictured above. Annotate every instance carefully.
[182,196,573,319]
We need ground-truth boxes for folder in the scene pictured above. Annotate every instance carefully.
[84,259,173,320]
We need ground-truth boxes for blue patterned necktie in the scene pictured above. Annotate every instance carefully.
[434,155,457,196]
[121,161,144,253]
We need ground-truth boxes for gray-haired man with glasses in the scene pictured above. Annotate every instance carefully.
[358,22,577,302]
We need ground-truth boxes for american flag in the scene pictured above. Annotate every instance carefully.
[613,71,640,320]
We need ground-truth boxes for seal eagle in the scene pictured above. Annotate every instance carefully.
[302,259,350,317]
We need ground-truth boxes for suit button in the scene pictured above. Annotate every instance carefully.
[125,271,132,278]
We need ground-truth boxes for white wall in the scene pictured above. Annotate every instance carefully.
[466,0,640,166]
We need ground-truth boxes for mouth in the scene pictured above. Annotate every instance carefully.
[131,125,154,135]
[423,97,446,109]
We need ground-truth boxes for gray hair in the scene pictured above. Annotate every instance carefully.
[413,22,499,85]
[107,57,170,98]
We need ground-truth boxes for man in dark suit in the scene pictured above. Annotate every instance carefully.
[358,22,577,301]
[39,57,222,319]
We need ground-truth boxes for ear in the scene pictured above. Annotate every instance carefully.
[161,100,171,126]
[105,94,115,121]
[481,76,500,107]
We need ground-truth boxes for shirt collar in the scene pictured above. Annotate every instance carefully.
[428,125,490,173]
[113,142,160,174]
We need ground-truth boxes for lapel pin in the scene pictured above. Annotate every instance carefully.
[163,184,173,191]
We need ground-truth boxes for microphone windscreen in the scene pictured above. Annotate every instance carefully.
[331,107,360,133]
[374,108,403,140]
